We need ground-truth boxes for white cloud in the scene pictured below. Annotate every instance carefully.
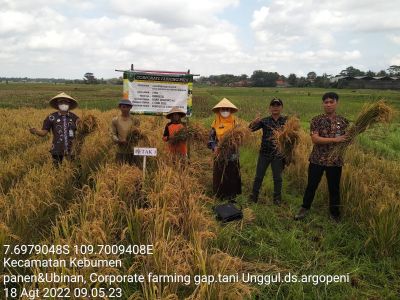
[120,33,173,51]
[248,0,400,74]
[27,29,86,50]
[390,55,400,66]
[0,0,252,78]
[110,0,239,27]
[0,11,35,34]
[389,35,400,45]
[0,0,399,78]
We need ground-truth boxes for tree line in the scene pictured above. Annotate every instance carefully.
[2,66,399,87]
[195,65,400,88]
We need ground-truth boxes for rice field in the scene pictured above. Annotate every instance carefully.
[0,83,399,299]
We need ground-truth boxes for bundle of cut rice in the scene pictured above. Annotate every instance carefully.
[76,114,98,136]
[72,114,99,156]
[126,126,149,147]
[330,100,394,159]
[216,126,249,163]
[272,116,301,165]
[168,123,209,146]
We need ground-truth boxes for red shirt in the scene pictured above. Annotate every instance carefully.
[163,122,187,156]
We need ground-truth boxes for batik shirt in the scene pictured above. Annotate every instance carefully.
[42,111,79,155]
[249,115,287,158]
[309,114,349,167]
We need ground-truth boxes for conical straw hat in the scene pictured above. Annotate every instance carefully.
[212,98,238,113]
[49,92,78,110]
[165,106,187,119]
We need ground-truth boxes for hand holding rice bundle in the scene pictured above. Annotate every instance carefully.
[330,100,394,159]
[272,116,301,165]
[76,114,98,136]
[168,123,209,146]
[215,125,249,163]
[73,113,99,156]
[126,126,149,147]
[210,97,244,199]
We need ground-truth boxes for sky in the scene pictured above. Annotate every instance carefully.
[1,0,400,79]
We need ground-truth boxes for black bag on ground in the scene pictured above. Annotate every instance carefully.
[214,202,243,223]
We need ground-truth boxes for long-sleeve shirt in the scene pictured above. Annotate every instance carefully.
[249,115,287,157]
[42,111,79,155]
[110,115,140,153]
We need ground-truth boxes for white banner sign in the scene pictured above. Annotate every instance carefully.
[134,147,157,157]
[128,74,190,114]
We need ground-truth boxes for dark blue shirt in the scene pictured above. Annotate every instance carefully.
[249,115,287,157]
[42,111,79,155]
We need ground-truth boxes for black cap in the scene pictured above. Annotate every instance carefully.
[270,98,283,106]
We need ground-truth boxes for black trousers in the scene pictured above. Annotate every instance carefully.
[251,153,283,199]
[213,158,242,200]
[52,154,64,165]
[51,154,74,166]
[302,163,342,217]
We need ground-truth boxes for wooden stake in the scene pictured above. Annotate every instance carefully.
[142,155,147,180]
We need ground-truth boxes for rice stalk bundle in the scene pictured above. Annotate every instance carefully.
[216,126,249,163]
[76,113,98,136]
[272,116,301,164]
[73,113,99,156]
[330,100,394,159]
[168,123,209,146]
[126,126,149,147]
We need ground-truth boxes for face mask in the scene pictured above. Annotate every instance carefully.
[220,111,231,118]
[58,104,69,111]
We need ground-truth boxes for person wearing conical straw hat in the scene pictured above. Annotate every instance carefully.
[29,92,80,165]
[162,106,188,158]
[208,98,242,199]
[110,99,141,166]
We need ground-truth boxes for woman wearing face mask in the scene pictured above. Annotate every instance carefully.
[29,92,80,165]
[208,98,242,199]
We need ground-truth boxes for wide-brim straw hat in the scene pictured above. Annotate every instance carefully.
[166,107,187,119]
[212,98,238,113]
[49,92,78,110]
[118,99,133,106]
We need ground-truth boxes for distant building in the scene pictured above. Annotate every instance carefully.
[232,80,250,87]
[330,75,400,89]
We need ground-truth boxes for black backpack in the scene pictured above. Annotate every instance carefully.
[214,201,243,223]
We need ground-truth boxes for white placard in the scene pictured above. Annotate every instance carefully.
[128,74,189,114]
[134,147,157,157]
